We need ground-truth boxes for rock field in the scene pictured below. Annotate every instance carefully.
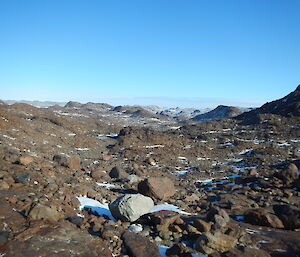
[0,86,299,257]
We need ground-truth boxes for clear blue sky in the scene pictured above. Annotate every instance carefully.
[0,0,299,108]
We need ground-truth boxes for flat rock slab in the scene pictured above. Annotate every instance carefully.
[1,221,112,257]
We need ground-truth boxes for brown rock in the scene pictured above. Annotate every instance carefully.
[193,219,211,232]
[122,231,161,257]
[138,176,176,200]
[28,203,62,222]
[4,221,112,257]
[66,156,82,170]
[148,211,180,233]
[91,169,108,180]
[244,209,284,229]
[18,155,34,165]
[195,232,238,254]
[275,163,299,185]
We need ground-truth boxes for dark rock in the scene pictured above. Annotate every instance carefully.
[122,231,161,257]
[109,166,123,179]
[273,204,300,229]
[66,216,83,226]
[14,173,30,184]
[0,231,9,246]
[166,243,192,256]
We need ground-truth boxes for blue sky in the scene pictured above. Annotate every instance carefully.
[0,0,299,108]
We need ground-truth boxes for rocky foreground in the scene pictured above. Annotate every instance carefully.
[0,87,300,257]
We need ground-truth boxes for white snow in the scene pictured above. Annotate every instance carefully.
[239,149,253,155]
[149,204,190,215]
[96,182,115,189]
[75,148,90,151]
[68,133,76,136]
[178,156,187,160]
[143,145,165,149]
[77,196,115,221]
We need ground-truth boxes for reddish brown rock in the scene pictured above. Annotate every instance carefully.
[121,231,161,257]
[138,176,176,200]
[244,209,284,229]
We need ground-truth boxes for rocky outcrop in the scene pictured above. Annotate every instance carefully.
[138,176,176,200]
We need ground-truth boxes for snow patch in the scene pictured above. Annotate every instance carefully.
[77,196,115,221]
[150,204,190,215]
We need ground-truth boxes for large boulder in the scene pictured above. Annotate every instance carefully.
[275,163,299,185]
[273,205,300,229]
[138,177,176,200]
[195,231,237,254]
[244,209,284,228]
[109,194,154,222]
[122,231,161,257]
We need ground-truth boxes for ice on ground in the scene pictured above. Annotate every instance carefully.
[159,245,207,257]
[195,178,213,184]
[96,182,115,189]
[149,204,190,215]
[178,156,187,160]
[143,145,165,149]
[77,196,115,221]
[239,149,253,156]
[235,215,245,221]
[75,148,90,151]
[174,171,188,175]
[68,133,76,136]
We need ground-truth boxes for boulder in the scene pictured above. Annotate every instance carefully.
[244,209,284,228]
[109,194,154,222]
[109,166,124,179]
[122,231,161,257]
[138,177,176,200]
[275,163,299,185]
[195,231,237,254]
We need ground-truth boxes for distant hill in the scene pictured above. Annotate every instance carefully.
[191,105,246,121]
[3,100,66,108]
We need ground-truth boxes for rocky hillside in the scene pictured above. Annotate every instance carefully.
[237,85,300,124]
[0,88,300,256]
